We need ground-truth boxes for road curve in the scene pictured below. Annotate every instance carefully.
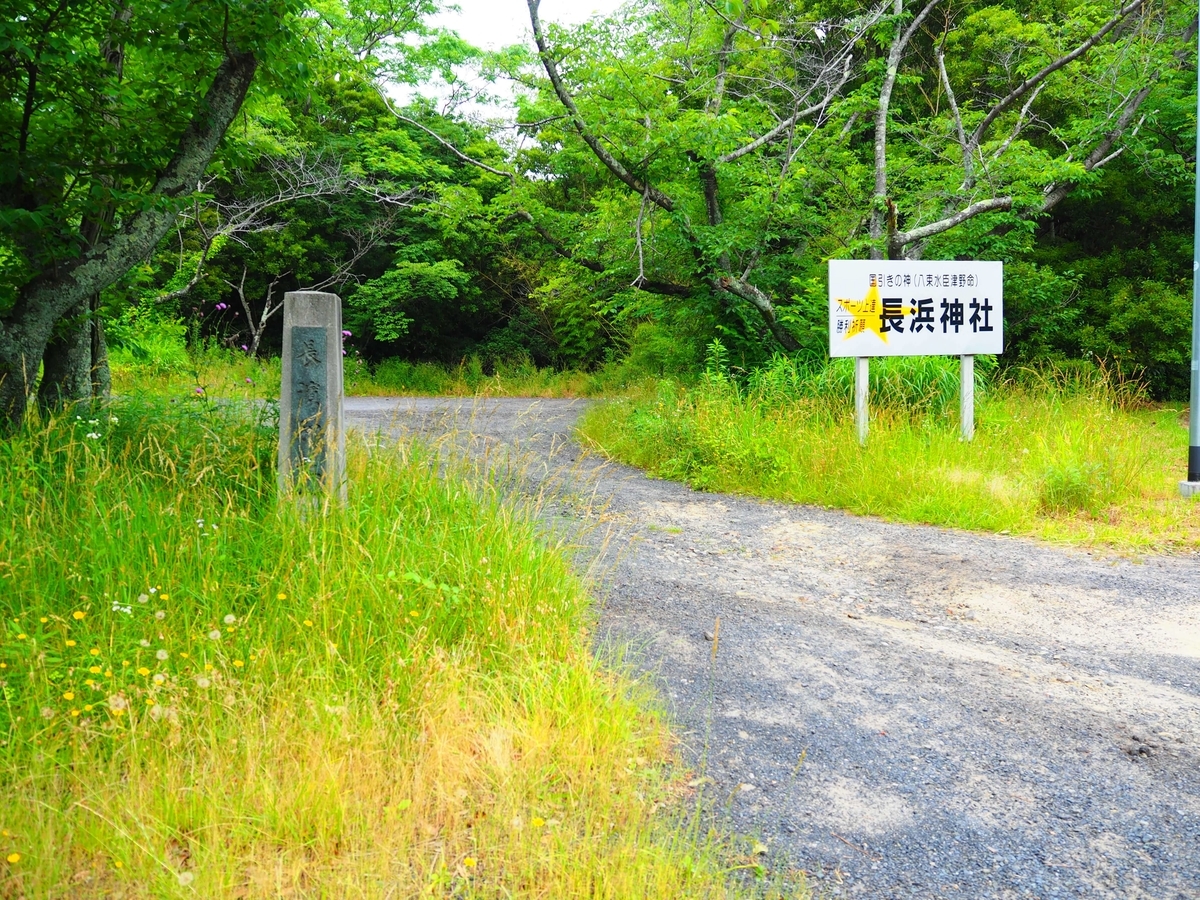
[347,396,1200,900]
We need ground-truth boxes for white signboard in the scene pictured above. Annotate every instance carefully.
[829,260,1003,358]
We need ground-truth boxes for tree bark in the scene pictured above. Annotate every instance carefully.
[90,291,111,400]
[37,301,92,411]
[0,49,258,426]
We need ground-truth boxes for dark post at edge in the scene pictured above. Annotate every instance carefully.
[1186,21,1200,492]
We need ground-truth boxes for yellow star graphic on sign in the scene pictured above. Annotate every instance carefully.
[836,284,914,343]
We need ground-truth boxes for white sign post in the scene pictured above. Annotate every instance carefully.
[828,260,1003,444]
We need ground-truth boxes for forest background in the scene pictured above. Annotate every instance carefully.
[1,0,1198,419]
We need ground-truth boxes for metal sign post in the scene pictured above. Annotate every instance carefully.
[961,354,975,441]
[856,356,869,446]
[1182,23,1200,498]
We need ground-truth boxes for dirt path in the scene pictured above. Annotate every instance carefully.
[347,397,1200,900]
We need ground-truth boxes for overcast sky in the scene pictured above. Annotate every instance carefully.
[429,0,626,52]
[403,0,627,119]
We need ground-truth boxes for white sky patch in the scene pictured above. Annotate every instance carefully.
[431,0,625,51]
[396,0,627,123]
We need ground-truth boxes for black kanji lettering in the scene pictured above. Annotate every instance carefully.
[969,297,994,332]
[940,298,964,333]
[880,297,905,333]
[912,298,935,333]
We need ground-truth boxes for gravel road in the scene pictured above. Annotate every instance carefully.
[347,396,1200,900]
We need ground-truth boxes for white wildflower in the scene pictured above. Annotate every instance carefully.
[156,649,168,661]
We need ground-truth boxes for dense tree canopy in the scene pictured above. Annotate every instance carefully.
[0,0,1196,416]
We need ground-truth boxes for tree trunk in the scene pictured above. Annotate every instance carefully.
[34,294,111,410]
[0,49,258,427]
[91,292,111,400]
[37,300,92,411]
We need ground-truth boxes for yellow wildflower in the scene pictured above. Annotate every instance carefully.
[62,691,75,701]
[137,667,150,676]
[72,611,85,620]
[89,648,100,656]
[463,857,477,868]
[6,853,19,864]
[65,640,76,647]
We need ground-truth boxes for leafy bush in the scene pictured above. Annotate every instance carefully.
[106,307,191,374]
[743,354,995,419]
[1038,461,1109,514]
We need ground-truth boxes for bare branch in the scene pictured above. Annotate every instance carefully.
[711,275,799,350]
[717,54,853,164]
[987,82,1045,166]
[965,0,1149,155]
[935,46,970,185]
[302,208,403,293]
[870,0,946,254]
[632,185,650,287]
[1040,82,1153,213]
[373,84,517,181]
[527,0,676,212]
[893,196,1014,248]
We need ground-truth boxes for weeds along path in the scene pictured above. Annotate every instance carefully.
[347,397,1200,900]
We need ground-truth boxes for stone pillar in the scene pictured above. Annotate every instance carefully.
[278,291,346,504]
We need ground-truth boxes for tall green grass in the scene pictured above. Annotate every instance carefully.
[0,399,805,898]
[112,346,650,400]
[578,358,1199,550]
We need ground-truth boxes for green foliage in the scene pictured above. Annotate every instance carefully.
[349,258,471,343]
[7,0,1194,400]
[579,364,1190,548]
[106,307,191,375]
[1038,460,1110,515]
[0,397,803,897]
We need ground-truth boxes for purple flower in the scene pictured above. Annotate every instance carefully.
[215,302,228,311]
[342,349,347,356]
[195,387,204,395]
[342,330,352,338]
[241,345,248,352]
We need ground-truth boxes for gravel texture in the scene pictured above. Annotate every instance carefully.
[347,396,1200,900]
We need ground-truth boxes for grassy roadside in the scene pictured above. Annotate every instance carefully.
[0,399,805,898]
[577,366,1200,551]
[111,348,637,400]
